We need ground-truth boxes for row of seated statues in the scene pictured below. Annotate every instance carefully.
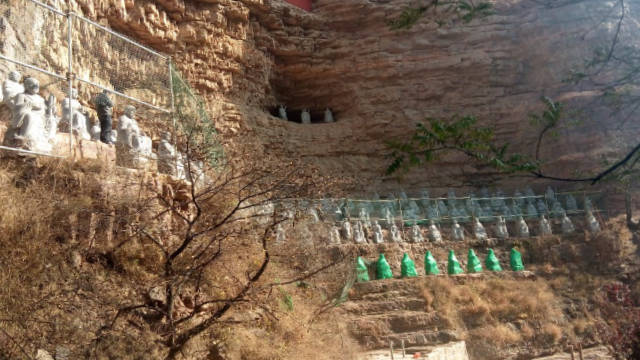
[275,211,601,245]
[277,105,334,124]
[0,71,200,180]
[308,187,594,226]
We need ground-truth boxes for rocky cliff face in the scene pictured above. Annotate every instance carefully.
[8,0,636,194]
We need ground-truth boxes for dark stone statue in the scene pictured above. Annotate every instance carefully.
[94,90,113,144]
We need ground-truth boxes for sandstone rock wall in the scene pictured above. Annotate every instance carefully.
[2,0,636,195]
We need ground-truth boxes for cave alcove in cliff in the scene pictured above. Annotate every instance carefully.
[268,106,336,123]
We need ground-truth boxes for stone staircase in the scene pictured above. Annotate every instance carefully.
[343,277,459,351]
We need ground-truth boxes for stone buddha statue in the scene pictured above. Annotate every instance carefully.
[372,220,384,243]
[586,211,600,233]
[94,90,114,144]
[330,226,342,244]
[5,77,55,153]
[410,224,424,243]
[561,214,575,234]
[2,70,23,107]
[390,223,403,242]
[539,215,552,236]
[516,216,529,238]
[324,108,334,123]
[473,217,487,241]
[353,225,366,244]
[341,220,352,241]
[158,131,181,177]
[452,219,464,241]
[62,88,91,140]
[301,109,311,124]
[278,105,287,120]
[116,105,155,168]
[428,220,442,243]
[495,216,509,239]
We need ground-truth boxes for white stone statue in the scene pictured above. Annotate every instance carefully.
[157,131,182,177]
[301,109,311,124]
[353,225,366,244]
[428,220,442,242]
[275,224,286,244]
[116,105,155,168]
[539,215,552,236]
[324,108,334,123]
[61,88,91,140]
[473,217,488,241]
[516,216,530,238]
[372,220,384,244]
[2,70,23,107]
[43,94,59,145]
[452,220,465,241]
[390,223,403,242]
[383,207,394,229]
[561,214,575,234]
[566,194,578,212]
[545,186,556,202]
[527,202,538,218]
[330,226,342,244]
[410,224,424,243]
[341,220,352,241]
[90,123,101,141]
[278,105,287,120]
[308,207,320,223]
[586,211,600,233]
[4,77,55,153]
[495,216,509,239]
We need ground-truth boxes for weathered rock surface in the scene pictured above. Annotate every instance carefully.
[3,0,637,192]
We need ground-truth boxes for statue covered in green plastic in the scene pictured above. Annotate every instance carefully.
[401,253,418,278]
[447,250,464,275]
[510,248,525,271]
[467,249,483,273]
[376,254,393,280]
[356,256,370,282]
[485,249,502,272]
[424,251,440,275]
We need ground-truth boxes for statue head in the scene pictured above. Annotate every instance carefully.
[24,77,39,94]
[124,105,136,118]
[71,88,78,99]
[8,71,21,82]
[161,131,172,142]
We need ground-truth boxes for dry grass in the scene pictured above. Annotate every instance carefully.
[0,159,357,360]
[421,277,567,358]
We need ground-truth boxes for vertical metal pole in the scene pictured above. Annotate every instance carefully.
[389,341,394,360]
[168,57,178,176]
[401,339,405,358]
[67,11,73,156]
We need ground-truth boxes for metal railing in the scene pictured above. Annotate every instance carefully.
[0,0,174,157]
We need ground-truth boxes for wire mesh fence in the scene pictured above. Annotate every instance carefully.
[0,0,183,166]
[285,188,607,228]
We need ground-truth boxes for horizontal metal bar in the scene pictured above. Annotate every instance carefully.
[0,144,65,158]
[26,0,66,16]
[71,13,168,59]
[75,76,171,113]
[0,54,66,80]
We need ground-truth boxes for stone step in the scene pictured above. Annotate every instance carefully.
[358,329,460,350]
[350,311,445,335]
[342,297,427,315]
[350,278,425,298]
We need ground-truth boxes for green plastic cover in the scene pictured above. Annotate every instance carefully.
[356,256,370,282]
[401,253,418,278]
[447,250,464,275]
[424,251,440,275]
[467,249,483,273]
[376,254,393,280]
[510,248,525,271]
[485,249,503,272]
